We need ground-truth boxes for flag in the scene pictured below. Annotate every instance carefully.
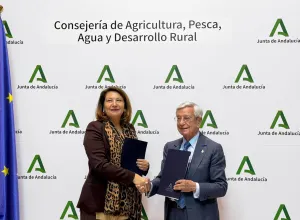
[0,16,20,220]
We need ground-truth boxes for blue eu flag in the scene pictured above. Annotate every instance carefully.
[0,16,20,220]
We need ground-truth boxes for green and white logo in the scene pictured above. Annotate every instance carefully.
[236,156,255,175]
[131,110,159,135]
[153,65,195,90]
[274,204,291,220]
[200,110,230,136]
[60,201,78,219]
[61,110,80,128]
[17,65,58,89]
[2,20,24,45]
[165,65,184,83]
[3,20,13,38]
[85,65,127,90]
[200,110,218,129]
[270,19,289,37]
[270,111,289,129]
[97,65,115,83]
[223,64,265,90]
[257,110,299,136]
[50,110,84,135]
[227,156,267,182]
[29,65,47,83]
[258,18,299,44]
[27,155,46,173]
[235,65,254,83]
[132,110,148,128]
[19,155,57,180]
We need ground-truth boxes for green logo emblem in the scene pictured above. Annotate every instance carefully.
[27,155,46,173]
[235,65,254,83]
[165,65,184,83]
[97,65,115,83]
[274,204,291,220]
[270,19,289,37]
[132,110,148,128]
[61,110,80,128]
[60,201,78,219]
[236,156,255,175]
[200,110,218,129]
[270,111,289,129]
[29,65,47,83]
[3,21,13,38]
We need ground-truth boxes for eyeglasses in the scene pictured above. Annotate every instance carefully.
[174,116,195,123]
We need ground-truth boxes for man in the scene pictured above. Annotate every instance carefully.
[138,102,227,220]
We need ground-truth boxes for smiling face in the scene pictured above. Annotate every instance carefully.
[103,91,125,122]
[176,106,202,141]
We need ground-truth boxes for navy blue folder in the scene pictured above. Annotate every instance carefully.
[121,138,148,176]
[157,149,191,200]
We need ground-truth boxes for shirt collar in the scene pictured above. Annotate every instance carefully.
[182,131,200,148]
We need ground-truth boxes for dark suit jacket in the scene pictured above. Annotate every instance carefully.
[150,133,227,220]
[77,120,147,214]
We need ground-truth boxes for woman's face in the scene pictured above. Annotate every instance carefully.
[103,91,125,121]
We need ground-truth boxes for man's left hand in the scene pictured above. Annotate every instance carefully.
[173,179,197,192]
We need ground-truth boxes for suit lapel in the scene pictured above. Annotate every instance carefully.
[187,133,208,178]
[172,138,183,150]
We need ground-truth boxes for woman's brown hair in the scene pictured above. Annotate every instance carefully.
[96,87,132,124]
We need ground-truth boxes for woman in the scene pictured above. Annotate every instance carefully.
[77,87,149,220]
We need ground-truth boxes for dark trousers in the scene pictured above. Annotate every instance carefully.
[167,202,188,220]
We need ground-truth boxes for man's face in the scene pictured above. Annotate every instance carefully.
[176,106,201,141]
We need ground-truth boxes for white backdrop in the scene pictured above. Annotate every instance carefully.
[3,0,300,219]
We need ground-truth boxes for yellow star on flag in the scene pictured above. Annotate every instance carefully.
[1,166,9,176]
[6,93,13,103]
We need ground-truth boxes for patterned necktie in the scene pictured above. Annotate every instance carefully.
[183,141,191,151]
[177,141,191,208]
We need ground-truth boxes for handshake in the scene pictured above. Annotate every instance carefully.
[130,158,151,193]
[133,174,151,193]
[133,173,197,194]
[132,158,196,194]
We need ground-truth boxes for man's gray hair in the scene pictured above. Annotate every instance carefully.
[176,102,203,118]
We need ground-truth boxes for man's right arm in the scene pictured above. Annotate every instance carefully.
[147,142,169,197]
